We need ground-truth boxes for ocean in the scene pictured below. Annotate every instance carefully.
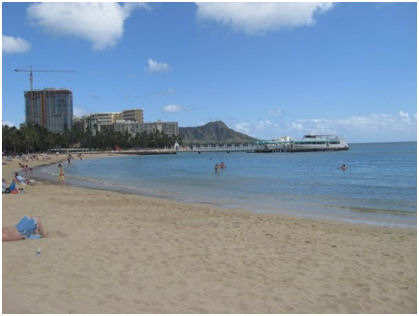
[38,142,417,228]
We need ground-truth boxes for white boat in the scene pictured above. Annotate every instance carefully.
[291,135,349,152]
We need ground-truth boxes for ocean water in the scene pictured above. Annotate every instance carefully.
[40,142,417,228]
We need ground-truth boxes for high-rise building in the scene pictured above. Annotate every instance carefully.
[25,88,73,134]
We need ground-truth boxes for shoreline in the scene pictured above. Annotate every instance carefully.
[2,153,417,313]
[32,154,417,230]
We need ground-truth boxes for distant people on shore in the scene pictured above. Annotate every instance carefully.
[67,154,72,164]
[339,164,348,172]
[78,153,83,160]
[58,164,65,184]
[3,216,47,242]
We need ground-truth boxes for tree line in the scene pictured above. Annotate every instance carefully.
[2,124,182,154]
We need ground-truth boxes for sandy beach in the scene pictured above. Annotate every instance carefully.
[2,153,417,313]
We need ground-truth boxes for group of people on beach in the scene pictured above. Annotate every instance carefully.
[2,178,21,194]
[214,161,226,173]
[2,171,37,194]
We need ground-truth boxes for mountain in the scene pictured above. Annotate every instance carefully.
[179,121,258,145]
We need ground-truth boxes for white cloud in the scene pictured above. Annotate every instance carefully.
[26,3,147,50]
[255,120,275,129]
[196,2,334,35]
[2,121,16,127]
[399,111,410,123]
[291,122,303,130]
[229,111,417,142]
[2,35,31,53]
[234,122,251,134]
[73,107,88,118]
[147,58,170,73]
[290,112,417,135]
[162,104,185,113]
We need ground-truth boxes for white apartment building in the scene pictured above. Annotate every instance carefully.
[82,112,121,135]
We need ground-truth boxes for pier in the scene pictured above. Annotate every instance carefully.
[178,143,260,153]
[178,138,348,153]
[178,141,295,153]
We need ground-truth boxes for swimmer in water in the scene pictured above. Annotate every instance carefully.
[339,163,348,171]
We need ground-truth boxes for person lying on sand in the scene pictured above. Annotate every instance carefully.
[14,172,35,185]
[2,216,47,242]
[15,172,26,184]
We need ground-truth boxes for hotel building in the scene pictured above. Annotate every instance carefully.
[79,108,178,137]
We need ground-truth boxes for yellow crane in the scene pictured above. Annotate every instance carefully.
[14,66,75,125]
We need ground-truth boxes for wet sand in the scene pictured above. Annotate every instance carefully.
[2,153,417,313]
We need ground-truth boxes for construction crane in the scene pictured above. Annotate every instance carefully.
[15,66,75,91]
[15,66,75,126]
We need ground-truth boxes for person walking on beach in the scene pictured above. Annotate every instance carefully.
[58,164,65,184]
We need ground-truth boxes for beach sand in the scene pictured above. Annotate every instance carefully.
[2,154,417,313]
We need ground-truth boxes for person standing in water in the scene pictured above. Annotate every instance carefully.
[58,164,65,184]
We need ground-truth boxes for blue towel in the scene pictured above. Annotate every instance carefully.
[15,216,38,238]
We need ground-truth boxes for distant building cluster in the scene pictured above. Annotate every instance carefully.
[74,108,179,137]
[24,88,178,137]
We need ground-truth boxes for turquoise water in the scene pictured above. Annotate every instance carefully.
[41,142,417,228]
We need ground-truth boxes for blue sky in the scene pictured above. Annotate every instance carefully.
[2,2,417,143]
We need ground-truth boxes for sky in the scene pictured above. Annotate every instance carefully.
[2,2,417,143]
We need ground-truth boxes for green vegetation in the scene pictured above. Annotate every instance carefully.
[2,124,182,154]
[2,120,257,154]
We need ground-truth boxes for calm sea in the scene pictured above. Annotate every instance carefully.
[39,142,417,228]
